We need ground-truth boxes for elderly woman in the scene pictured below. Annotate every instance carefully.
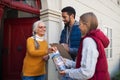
[22,20,49,80]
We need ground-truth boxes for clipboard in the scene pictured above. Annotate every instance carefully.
[50,43,72,60]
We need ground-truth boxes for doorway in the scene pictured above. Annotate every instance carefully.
[2,18,39,80]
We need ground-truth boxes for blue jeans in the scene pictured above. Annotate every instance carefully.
[61,76,73,80]
[22,75,46,80]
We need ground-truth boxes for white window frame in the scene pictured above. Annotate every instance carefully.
[111,0,120,6]
[100,26,112,59]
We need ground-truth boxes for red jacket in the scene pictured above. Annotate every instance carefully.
[76,29,110,80]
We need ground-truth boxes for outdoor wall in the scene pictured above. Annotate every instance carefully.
[40,0,62,80]
[40,0,120,79]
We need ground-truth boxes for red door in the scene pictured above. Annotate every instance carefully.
[2,18,39,80]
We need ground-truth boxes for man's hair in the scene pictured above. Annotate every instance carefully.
[61,6,76,18]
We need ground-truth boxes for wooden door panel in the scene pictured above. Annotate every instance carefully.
[2,18,38,80]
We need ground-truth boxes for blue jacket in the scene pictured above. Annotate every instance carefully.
[59,21,81,60]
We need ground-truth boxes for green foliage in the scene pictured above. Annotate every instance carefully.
[112,71,120,80]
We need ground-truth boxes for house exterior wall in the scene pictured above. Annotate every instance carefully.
[40,0,120,79]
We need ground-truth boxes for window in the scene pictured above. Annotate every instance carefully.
[100,26,112,58]
[117,0,120,5]
[111,0,120,6]
[12,0,41,9]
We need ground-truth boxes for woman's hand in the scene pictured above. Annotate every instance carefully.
[43,55,49,61]
[48,46,58,53]
[59,70,66,76]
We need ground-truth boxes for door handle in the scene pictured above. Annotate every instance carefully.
[17,45,22,52]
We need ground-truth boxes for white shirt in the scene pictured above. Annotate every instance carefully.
[31,34,45,41]
[64,37,99,80]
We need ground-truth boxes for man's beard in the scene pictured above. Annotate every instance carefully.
[64,21,70,27]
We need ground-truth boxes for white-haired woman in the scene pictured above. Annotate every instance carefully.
[22,20,49,80]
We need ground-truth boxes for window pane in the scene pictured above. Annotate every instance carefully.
[110,39,112,48]
[12,0,40,9]
[105,49,108,58]
[110,29,112,38]
[110,49,112,58]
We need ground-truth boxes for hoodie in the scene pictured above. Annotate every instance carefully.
[87,29,109,48]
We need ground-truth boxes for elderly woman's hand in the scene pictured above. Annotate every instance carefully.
[43,55,49,61]
[48,46,58,53]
